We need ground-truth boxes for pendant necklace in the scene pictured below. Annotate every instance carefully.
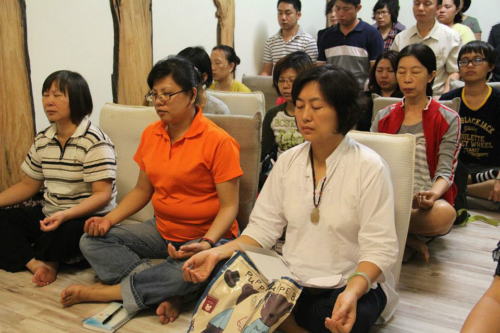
[310,147,326,224]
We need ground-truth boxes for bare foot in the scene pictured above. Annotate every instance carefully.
[60,283,109,307]
[26,259,59,287]
[406,234,430,263]
[156,296,182,324]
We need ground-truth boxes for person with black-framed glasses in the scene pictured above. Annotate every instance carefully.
[441,41,500,212]
[61,56,243,325]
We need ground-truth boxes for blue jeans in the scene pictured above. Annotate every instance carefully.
[80,218,205,313]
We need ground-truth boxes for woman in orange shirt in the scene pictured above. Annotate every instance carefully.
[60,57,243,325]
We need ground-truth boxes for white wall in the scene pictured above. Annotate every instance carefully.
[26,0,113,132]
[152,0,218,63]
[25,0,500,131]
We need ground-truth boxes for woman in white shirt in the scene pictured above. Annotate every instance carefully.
[183,65,399,333]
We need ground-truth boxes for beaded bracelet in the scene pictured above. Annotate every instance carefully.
[199,237,216,248]
[348,271,372,294]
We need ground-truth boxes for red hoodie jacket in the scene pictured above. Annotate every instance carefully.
[372,98,461,205]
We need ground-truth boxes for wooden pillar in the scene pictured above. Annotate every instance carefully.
[0,0,35,191]
[213,0,235,47]
[110,0,153,106]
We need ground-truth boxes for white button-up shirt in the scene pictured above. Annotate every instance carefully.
[242,136,399,322]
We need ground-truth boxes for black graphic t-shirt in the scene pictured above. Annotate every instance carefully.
[441,87,500,167]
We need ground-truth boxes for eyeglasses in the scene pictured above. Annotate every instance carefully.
[375,10,389,16]
[458,58,487,67]
[145,89,185,102]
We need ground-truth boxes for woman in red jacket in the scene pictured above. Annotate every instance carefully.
[371,43,460,262]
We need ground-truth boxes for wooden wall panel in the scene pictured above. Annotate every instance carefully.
[213,0,235,47]
[110,0,153,106]
[0,0,35,191]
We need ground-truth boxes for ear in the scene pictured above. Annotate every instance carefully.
[356,5,362,13]
[190,87,198,105]
[230,62,235,73]
[297,11,302,20]
[428,70,437,83]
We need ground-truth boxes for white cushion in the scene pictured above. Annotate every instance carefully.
[242,74,278,111]
[371,94,401,122]
[100,103,157,223]
[207,90,265,116]
[347,131,416,286]
[449,78,465,90]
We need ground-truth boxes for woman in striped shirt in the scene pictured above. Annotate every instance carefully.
[0,70,117,286]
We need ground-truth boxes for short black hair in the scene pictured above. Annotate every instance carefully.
[372,0,400,24]
[325,0,335,15]
[178,46,212,88]
[368,50,401,95]
[212,45,241,74]
[272,51,314,96]
[42,70,93,125]
[437,0,462,23]
[147,56,199,103]
[398,43,436,97]
[291,65,367,136]
[277,0,301,12]
[335,0,361,7]
[459,41,497,78]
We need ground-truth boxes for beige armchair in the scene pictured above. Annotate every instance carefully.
[206,90,265,116]
[347,131,416,286]
[99,103,262,230]
[242,74,279,111]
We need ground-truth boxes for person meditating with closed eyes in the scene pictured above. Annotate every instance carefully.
[0,70,117,287]
[60,57,243,325]
[183,65,399,333]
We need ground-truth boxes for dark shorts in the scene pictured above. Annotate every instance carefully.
[294,284,387,333]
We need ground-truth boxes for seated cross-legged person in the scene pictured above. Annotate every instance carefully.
[60,57,243,325]
[372,44,460,262]
[441,41,500,211]
[183,65,399,333]
[0,70,117,286]
[261,51,314,162]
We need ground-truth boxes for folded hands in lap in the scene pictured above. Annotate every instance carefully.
[181,250,221,284]
[84,217,112,236]
[39,211,68,232]
[167,242,210,260]
[325,291,357,333]
[412,190,438,210]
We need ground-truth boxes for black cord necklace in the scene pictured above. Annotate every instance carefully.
[310,147,326,224]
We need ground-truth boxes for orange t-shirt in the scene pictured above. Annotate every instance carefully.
[133,109,243,242]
